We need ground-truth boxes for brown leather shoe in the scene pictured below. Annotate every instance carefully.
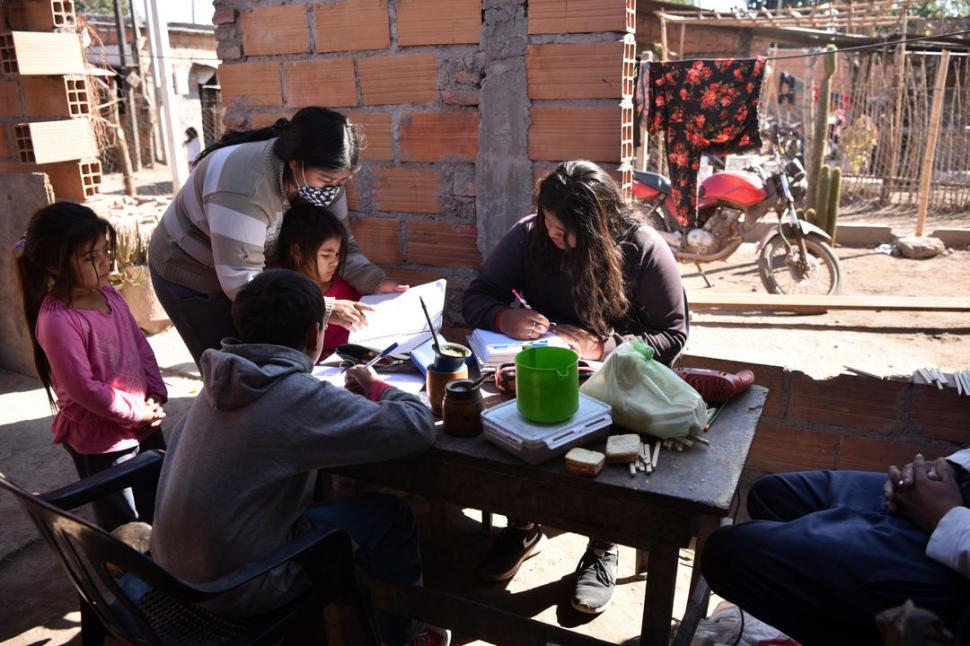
[674,368,755,404]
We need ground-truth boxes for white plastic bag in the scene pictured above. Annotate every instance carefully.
[580,339,707,438]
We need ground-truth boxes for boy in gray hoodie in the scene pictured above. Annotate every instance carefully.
[151,269,437,645]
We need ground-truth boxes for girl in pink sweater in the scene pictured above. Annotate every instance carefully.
[16,203,167,530]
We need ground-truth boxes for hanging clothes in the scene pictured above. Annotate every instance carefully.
[634,59,651,149]
[647,57,766,226]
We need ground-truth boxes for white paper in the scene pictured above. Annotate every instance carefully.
[311,363,426,396]
[348,279,447,354]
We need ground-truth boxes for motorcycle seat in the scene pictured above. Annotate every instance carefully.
[632,170,672,196]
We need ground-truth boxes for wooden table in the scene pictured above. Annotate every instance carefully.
[334,385,768,646]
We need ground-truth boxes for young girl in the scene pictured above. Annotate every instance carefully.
[17,203,167,531]
[270,203,361,354]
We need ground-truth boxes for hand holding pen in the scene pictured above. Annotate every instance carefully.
[498,289,551,340]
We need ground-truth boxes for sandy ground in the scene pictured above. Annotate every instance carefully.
[1,168,968,645]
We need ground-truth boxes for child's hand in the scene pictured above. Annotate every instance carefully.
[141,399,166,428]
[344,365,378,395]
[146,392,167,405]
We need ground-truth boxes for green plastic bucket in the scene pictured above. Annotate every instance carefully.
[515,346,580,424]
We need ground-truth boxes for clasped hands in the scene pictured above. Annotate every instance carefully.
[497,309,604,360]
[883,454,963,534]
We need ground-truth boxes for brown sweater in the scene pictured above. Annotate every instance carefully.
[462,215,687,365]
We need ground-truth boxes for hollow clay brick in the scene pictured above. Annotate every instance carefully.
[747,422,838,473]
[528,0,630,34]
[399,112,479,163]
[349,216,402,264]
[218,62,282,107]
[313,0,390,53]
[283,59,357,108]
[397,0,481,46]
[358,54,438,106]
[407,220,480,268]
[527,42,625,100]
[241,5,308,56]
[529,106,621,162]
[344,112,393,162]
[371,166,442,214]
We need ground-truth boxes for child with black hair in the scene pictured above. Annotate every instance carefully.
[16,202,167,531]
[270,203,361,354]
[151,269,447,646]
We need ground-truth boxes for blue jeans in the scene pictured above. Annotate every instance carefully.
[303,493,424,646]
[702,470,970,645]
[149,264,236,366]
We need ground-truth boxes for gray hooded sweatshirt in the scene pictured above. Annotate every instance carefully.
[151,341,435,616]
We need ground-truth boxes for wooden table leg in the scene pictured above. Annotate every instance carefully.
[640,542,679,646]
[688,516,719,598]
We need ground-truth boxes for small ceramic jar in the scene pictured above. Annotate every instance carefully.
[442,379,485,437]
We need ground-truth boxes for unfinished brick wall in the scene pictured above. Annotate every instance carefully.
[213,0,635,326]
[682,354,970,476]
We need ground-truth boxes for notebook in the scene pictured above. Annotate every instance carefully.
[347,279,446,354]
[467,328,570,365]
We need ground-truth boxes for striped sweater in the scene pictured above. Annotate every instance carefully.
[148,139,386,306]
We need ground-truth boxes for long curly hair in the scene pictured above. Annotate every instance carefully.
[530,161,640,337]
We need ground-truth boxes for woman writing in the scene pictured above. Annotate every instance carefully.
[461,160,687,614]
[149,106,406,364]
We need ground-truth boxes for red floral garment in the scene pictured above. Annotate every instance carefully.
[647,57,766,227]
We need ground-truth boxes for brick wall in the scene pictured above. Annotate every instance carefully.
[681,354,970,476]
[213,0,635,327]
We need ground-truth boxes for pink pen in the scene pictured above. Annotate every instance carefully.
[511,288,532,310]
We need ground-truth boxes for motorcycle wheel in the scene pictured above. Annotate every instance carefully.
[758,234,842,295]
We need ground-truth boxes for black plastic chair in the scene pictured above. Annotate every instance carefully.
[0,450,380,645]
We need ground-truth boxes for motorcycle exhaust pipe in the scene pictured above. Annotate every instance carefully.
[672,237,744,263]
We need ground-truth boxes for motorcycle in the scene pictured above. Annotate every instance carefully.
[632,128,842,295]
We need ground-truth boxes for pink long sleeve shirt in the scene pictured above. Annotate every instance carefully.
[35,286,167,454]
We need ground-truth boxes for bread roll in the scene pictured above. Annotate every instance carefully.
[564,448,605,477]
[606,434,642,463]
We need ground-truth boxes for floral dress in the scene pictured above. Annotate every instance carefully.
[647,57,766,226]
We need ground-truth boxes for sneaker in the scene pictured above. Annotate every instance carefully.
[571,546,619,614]
[674,368,755,404]
[410,624,451,646]
[478,525,545,582]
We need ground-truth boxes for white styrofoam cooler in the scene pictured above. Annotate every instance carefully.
[482,394,613,464]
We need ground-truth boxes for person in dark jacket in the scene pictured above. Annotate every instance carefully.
[461,160,687,614]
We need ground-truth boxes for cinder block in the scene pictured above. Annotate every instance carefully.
[218,62,282,107]
[344,112,393,161]
[837,435,934,472]
[527,42,625,100]
[679,354,787,419]
[6,0,76,31]
[43,158,101,201]
[349,216,402,264]
[528,0,631,35]
[399,112,479,163]
[0,80,20,116]
[407,220,480,268]
[787,372,906,436]
[397,0,481,46]
[0,31,85,76]
[372,166,442,214]
[529,106,621,162]
[313,0,390,53]
[747,421,838,473]
[358,54,438,106]
[283,59,357,108]
[21,77,90,118]
[14,119,96,164]
[909,382,970,443]
[241,5,308,56]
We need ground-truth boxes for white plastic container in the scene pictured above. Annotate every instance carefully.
[482,394,613,465]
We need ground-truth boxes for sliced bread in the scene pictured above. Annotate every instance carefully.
[564,448,605,477]
[605,434,642,463]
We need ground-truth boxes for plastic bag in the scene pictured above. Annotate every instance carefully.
[579,339,707,438]
[693,601,798,645]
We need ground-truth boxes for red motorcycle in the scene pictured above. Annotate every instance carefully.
[632,132,842,295]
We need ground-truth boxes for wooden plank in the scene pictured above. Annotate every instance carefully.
[686,292,970,312]
[916,50,950,236]
[7,31,86,76]
[18,119,96,164]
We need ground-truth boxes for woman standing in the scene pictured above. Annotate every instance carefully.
[462,160,687,615]
[150,107,406,364]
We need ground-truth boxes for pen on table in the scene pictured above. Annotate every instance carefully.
[341,342,399,373]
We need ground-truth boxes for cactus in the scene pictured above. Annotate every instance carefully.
[815,164,831,235]
[805,208,817,225]
[827,166,842,244]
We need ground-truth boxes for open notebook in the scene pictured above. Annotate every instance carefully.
[468,328,570,365]
[347,279,446,355]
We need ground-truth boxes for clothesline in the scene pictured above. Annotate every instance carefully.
[761,28,970,61]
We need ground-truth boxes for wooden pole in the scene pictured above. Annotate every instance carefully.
[110,95,137,197]
[882,12,908,205]
[915,49,950,236]
[808,45,837,209]
[112,0,141,172]
[636,51,654,172]
[678,23,686,60]
[660,15,669,62]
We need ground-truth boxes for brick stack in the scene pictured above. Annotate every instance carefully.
[212,0,635,321]
[0,0,102,201]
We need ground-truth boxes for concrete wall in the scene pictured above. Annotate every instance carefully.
[682,353,970,475]
[212,0,635,326]
[0,172,54,377]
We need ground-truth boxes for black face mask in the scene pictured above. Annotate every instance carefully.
[296,163,340,208]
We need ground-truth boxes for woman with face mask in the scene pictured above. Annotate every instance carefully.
[149,107,407,365]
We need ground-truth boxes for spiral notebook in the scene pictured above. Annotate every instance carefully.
[347,279,447,354]
[468,328,570,365]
